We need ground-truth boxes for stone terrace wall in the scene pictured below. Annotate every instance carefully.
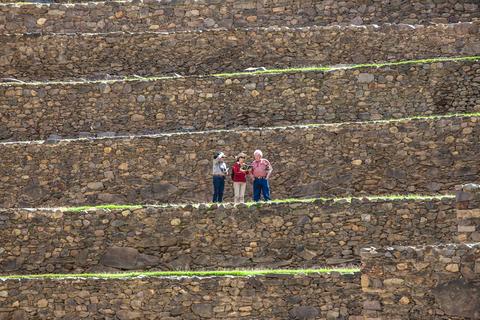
[1,0,479,34]
[456,183,480,243]
[0,198,457,274]
[0,116,478,207]
[361,243,480,319]
[1,60,479,141]
[2,22,479,80]
[0,273,362,319]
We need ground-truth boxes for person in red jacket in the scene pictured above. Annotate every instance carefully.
[232,152,248,203]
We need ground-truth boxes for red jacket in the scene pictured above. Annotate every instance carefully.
[232,162,247,182]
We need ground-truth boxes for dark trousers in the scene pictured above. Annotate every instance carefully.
[212,176,225,203]
[253,178,271,202]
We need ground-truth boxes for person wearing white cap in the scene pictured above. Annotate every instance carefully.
[251,149,273,202]
[212,151,228,202]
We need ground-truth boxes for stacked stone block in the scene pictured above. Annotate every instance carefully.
[0,273,363,319]
[1,0,479,34]
[359,184,480,319]
[1,22,479,80]
[0,116,478,207]
[0,198,457,274]
[1,60,479,141]
[361,243,480,319]
[456,183,480,243]
[1,0,480,318]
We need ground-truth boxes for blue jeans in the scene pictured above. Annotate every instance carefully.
[253,178,271,202]
[212,176,225,203]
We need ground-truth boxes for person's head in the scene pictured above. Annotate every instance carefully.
[254,149,262,161]
[214,151,225,161]
[236,152,246,164]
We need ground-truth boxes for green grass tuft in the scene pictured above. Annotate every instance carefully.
[64,204,143,213]
[1,268,359,280]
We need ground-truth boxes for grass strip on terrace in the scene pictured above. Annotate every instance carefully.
[1,55,479,87]
[64,204,143,212]
[61,193,455,212]
[0,268,359,280]
[303,112,480,128]
[213,55,480,77]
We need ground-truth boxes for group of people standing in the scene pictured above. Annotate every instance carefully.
[212,149,273,203]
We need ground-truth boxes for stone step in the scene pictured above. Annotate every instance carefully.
[0,115,478,207]
[361,243,480,319]
[1,22,479,80]
[0,271,362,319]
[1,58,479,141]
[1,0,478,34]
[0,196,456,274]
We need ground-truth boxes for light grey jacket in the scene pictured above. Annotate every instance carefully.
[212,159,228,176]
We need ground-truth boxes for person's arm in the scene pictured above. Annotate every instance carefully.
[233,163,240,174]
[248,163,255,181]
[239,163,250,173]
[265,160,273,179]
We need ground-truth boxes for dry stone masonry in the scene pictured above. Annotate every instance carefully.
[456,183,480,243]
[1,22,479,80]
[1,60,479,141]
[1,0,479,34]
[361,243,480,319]
[0,273,362,319]
[359,184,480,319]
[0,116,478,207]
[0,198,457,274]
[1,0,480,318]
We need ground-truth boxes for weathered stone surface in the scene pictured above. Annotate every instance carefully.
[1,61,479,142]
[10,311,26,320]
[363,300,381,311]
[87,182,104,190]
[100,247,140,269]
[458,225,476,233]
[136,253,160,268]
[357,73,374,83]
[0,199,457,274]
[0,274,362,319]
[457,188,480,244]
[2,22,479,80]
[98,247,159,270]
[289,306,319,319]
[432,279,480,318]
[462,183,480,192]
[1,0,478,34]
[0,116,477,208]
[21,183,46,202]
[191,303,213,318]
[116,310,143,320]
[362,244,480,319]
